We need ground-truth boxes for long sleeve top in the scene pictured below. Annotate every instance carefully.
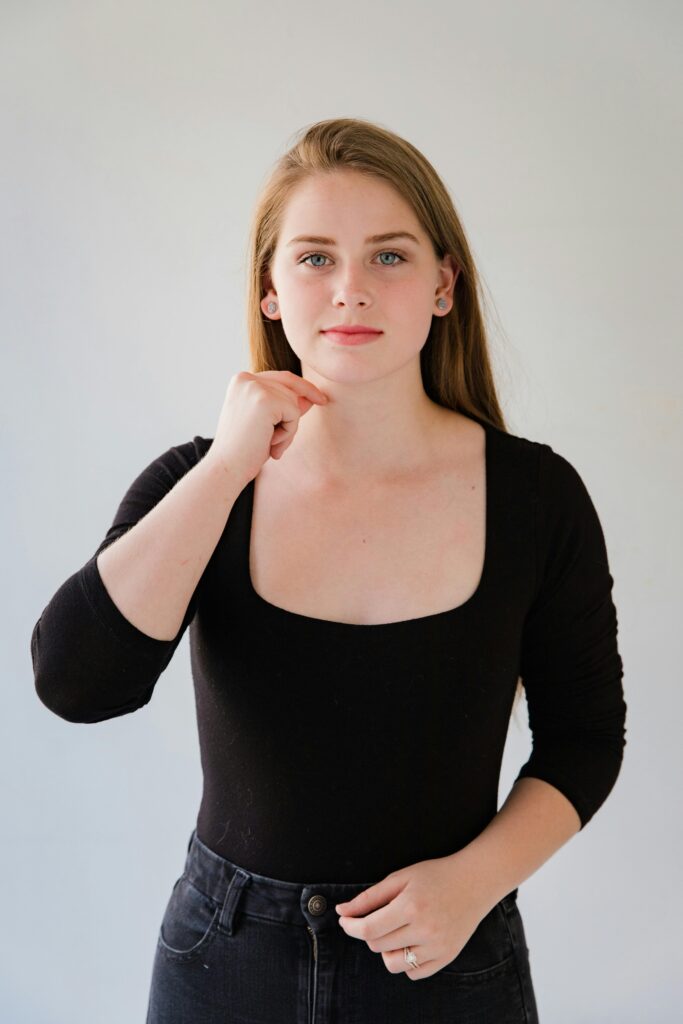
[30,419,627,883]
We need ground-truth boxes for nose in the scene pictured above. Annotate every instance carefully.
[332,270,373,310]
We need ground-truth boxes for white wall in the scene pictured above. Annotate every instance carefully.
[3,1,680,1020]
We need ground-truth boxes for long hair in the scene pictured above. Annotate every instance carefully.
[244,116,524,716]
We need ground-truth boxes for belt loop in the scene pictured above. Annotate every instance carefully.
[218,868,251,936]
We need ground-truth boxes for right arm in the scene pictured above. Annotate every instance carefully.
[30,370,328,725]
[95,454,247,644]
[30,439,248,724]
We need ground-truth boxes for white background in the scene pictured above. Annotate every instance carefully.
[3,1,680,1020]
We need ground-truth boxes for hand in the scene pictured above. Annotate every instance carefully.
[206,370,329,484]
[335,852,496,981]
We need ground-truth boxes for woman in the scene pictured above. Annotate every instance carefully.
[31,117,627,1022]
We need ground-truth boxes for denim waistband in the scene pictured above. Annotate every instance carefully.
[180,829,518,937]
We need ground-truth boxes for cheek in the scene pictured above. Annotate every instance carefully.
[284,284,325,322]
[383,278,432,316]
[391,293,436,343]
[397,278,433,306]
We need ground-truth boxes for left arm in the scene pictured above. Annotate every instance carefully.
[337,446,626,976]
[455,445,628,911]
[451,776,581,910]
[336,776,582,976]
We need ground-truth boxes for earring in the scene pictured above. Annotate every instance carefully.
[437,298,447,310]
[267,301,278,314]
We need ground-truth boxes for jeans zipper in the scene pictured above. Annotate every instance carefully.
[306,923,318,962]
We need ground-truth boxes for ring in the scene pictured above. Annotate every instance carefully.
[404,946,419,969]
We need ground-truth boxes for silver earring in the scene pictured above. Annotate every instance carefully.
[267,301,277,314]
[437,298,447,310]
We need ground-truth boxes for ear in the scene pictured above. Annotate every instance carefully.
[438,253,460,293]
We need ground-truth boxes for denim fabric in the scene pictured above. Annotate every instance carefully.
[146,829,540,1023]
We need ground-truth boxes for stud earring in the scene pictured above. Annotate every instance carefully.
[437,298,448,310]
[267,301,278,314]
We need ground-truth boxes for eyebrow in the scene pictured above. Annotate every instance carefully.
[286,231,421,247]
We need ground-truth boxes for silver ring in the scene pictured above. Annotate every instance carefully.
[404,946,419,969]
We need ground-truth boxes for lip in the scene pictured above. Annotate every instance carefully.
[323,325,382,334]
[322,330,382,346]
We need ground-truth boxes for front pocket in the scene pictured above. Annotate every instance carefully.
[157,875,221,963]
[438,902,516,981]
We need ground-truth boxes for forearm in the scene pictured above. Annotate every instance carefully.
[452,777,582,911]
[96,455,247,641]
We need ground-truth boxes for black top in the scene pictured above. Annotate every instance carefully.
[30,420,627,883]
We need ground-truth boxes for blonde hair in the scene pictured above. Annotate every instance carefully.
[244,116,524,716]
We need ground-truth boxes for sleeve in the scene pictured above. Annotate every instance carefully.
[30,436,212,725]
[514,443,627,830]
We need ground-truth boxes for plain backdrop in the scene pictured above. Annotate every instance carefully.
[3,1,681,1021]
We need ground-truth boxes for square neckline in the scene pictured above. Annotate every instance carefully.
[243,417,494,630]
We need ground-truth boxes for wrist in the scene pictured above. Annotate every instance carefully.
[446,839,511,914]
[197,453,253,501]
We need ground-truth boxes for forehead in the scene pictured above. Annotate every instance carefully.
[277,171,425,243]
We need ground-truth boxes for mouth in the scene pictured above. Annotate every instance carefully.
[322,325,382,335]
[321,330,383,346]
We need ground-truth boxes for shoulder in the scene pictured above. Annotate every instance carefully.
[488,424,607,568]
[506,432,611,588]
[132,435,215,488]
[488,423,593,505]
[488,429,617,617]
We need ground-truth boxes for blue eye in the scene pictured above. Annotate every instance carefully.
[300,253,328,268]
[377,251,405,266]
[298,250,406,268]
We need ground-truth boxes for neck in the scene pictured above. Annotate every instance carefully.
[288,365,454,487]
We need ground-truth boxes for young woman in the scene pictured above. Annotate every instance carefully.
[31,117,627,1023]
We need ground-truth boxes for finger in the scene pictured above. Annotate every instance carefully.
[270,422,292,445]
[338,905,407,944]
[270,428,293,451]
[340,914,414,954]
[388,950,440,980]
[257,369,328,406]
[269,428,293,452]
[261,385,317,431]
[336,874,404,921]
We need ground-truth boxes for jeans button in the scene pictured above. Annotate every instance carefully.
[308,894,327,915]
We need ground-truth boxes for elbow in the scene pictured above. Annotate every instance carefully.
[34,671,155,723]
[517,725,627,831]
[35,687,103,724]
[32,625,155,724]
[30,616,88,722]
[29,589,163,724]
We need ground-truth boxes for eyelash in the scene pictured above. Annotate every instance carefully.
[297,250,407,268]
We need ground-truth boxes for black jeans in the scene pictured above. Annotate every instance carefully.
[146,829,540,1023]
